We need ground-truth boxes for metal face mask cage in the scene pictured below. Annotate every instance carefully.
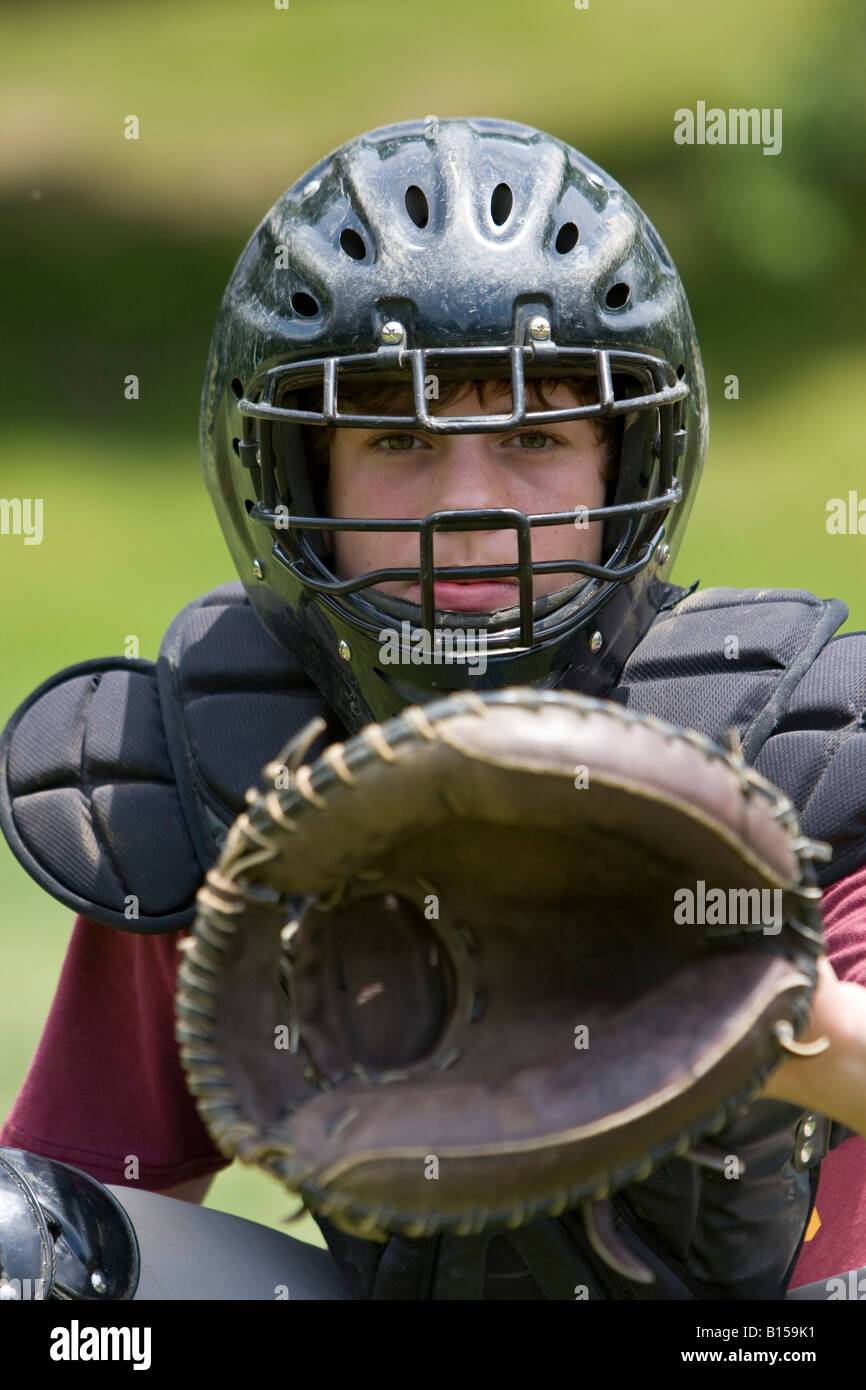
[236,321,688,654]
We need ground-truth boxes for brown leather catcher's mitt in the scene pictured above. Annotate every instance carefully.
[175,688,832,1281]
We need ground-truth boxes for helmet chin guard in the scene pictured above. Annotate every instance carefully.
[200,117,708,733]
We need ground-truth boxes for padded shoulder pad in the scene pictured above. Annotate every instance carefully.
[755,629,866,887]
[156,582,336,871]
[0,584,341,934]
[614,585,865,887]
[614,586,848,756]
[0,658,201,932]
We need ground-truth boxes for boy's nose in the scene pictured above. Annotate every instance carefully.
[423,436,513,512]
[416,440,520,563]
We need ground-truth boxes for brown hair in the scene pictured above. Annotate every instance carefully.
[297,377,618,511]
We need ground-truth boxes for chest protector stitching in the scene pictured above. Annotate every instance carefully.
[2,579,864,1298]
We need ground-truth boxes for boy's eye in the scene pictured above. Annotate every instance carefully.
[511,431,553,450]
[376,434,419,451]
[370,430,559,452]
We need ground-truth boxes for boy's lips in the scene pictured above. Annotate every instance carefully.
[406,581,520,612]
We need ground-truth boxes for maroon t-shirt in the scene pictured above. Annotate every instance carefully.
[0,921,227,1189]
[787,863,866,1290]
[3,866,866,1288]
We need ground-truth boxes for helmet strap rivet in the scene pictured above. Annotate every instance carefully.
[657,543,671,567]
[589,630,603,654]
[252,558,265,580]
[338,639,352,661]
[528,316,551,342]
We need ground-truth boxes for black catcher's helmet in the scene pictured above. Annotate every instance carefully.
[200,117,708,736]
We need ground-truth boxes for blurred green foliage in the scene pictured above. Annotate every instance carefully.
[0,0,863,1240]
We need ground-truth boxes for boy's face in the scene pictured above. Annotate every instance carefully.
[322,381,608,614]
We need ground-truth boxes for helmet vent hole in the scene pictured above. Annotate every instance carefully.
[676,364,686,380]
[291,291,319,317]
[244,498,254,514]
[605,282,630,310]
[340,228,366,261]
[405,185,429,227]
[555,222,579,254]
[490,183,513,226]
[230,378,244,400]
[232,437,240,455]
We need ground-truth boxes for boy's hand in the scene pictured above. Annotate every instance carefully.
[759,955,866,1140]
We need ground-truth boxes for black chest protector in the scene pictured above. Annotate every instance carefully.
[2,578,865,1300]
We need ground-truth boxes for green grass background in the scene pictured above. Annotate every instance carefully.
[1,0,863,1244]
